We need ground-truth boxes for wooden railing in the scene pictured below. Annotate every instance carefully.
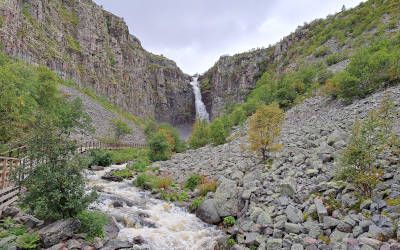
[0,141,147,214]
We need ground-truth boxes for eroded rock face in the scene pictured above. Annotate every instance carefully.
[0,0,195,124]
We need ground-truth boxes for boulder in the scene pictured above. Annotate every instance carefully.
[314,198,327,222]
[280,178,297,198]
[266,238,282,250]
[102,171,123,182]
[100,240,133,250]
[105,216,119,240]
[285,205,303,223]
[38,219,81,248]
[196,199,221,224]
[46,243,67,250]
[67,239,81,249]
[15,214,44,229]
[214,178,240,217]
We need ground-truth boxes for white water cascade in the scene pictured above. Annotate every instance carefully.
[85,165,223,250]
[190,76,210,121]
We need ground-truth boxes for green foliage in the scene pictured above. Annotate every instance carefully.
[16,232,40,250]
[336,99,397,196]
[148,132,171,161]
[128,159,150,172]
[326,52,348,66]
[227,237,236,247]
[314,46,330,57]
[59,6,79,26]
[135,173,153,190]
[189,197,204,211]
[90,150,113,167]
[111,119,132,141]
[104,148,148,164]
[223,216,236,227]
[112,168,133,179]
[77,211,108,241]
[184,174,202,191]
[330,36,400,102]
[66,35,81,53]
[209,117,230,145]
[189,119,210,149]
[19,95,94,220]
[160,190,189,202]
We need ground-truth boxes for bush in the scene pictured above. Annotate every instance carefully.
[336,99,397,196]
[223,216,236,226]
[90,150,113,167]
[105,148,148,164]
[326,52,347,66]
[134,173,153,190]
[16,232,40,249]
[184,174,202,191]
[189,119,210,149]
[112,168,133,179]
[148,132,172,161]
[230,106,247,126]
[153,176,173,189]
[209,117,229,145]
[248,104,284,160]
[198,178,217,196]
[314,46,330,57]
[128,159,150,172]
[111,119,132,142]
[189,197,204,211]
[77,211,108,241]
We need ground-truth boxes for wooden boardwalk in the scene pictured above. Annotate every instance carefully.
[0,141,146,215]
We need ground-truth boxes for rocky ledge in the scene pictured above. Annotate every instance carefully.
[151,86,400,249]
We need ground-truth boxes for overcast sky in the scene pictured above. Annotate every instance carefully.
[93,0,364,74]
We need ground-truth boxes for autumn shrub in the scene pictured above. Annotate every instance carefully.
[248,104,284,160]
[198,178,217,196]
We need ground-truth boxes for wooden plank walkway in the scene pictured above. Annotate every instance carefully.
[0,141,147,215]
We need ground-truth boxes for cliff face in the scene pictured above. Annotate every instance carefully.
[200,27,310,119]
[0,0,195,124]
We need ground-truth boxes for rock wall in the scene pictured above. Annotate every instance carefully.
[0,0,195,124]
[200,26,310,119]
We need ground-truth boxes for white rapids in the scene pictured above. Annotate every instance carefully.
[190,76,210,121]
[85,164,223,250]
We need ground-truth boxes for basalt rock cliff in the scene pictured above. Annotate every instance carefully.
[0,0,195,124]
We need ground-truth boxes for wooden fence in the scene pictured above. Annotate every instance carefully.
[0,141,147,215]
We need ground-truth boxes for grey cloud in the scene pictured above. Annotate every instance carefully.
[93,0,364,74]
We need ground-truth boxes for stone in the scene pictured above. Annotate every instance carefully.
[196,199,221,224]
[46,243,67,250]
[256,211,273,226]
[104,216,119,240]
[330,229,350,243]
[67,239,81,249]
[359,237,382,249]
[38,219,81,248]
[15,214,44,229]
[314,198,328,222]
[266,238,283,250]
[89,165,105,171]
[341,193,359,208]
[280,178,297,198]
[337,221,353,233]
[0,235,16,248]
[285,205,303,224]
[303,221,322,238]
[133,236,146,245]
[291,243,304,250]
[323,216,340,229]
[213,178,240,217]
[285,222,302,234]
[112,201,124,208]
[1,206,19,218]
[244,232,259,246]
[100,240,133,250]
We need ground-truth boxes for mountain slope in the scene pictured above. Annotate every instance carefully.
[0,0,195,125]
[201,0,400,119]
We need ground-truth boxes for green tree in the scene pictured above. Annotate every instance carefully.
[189,119,210,149]
[336,98,397,196]
[148,132,171,161]
[209,117,229,145]
[112,119,132,142]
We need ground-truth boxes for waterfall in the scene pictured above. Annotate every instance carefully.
[190,76,210,121]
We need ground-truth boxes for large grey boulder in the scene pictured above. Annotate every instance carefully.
[214,178,240,217]
[266,238,283,250]
[196,199,221,224]
[285,205,303,223]
[38,219,81,248]
[280,178,297,198]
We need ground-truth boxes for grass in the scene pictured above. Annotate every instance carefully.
[99,148,149,164]
[112,168,133,179]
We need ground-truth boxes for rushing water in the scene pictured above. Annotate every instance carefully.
[85,165,223,250]
[190,76,210,121]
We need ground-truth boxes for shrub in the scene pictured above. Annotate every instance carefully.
[314,46,330,57]
[90,150,113,167]
[336,99,397,196]
[223,216,236,227]
[134,173,153,190]
[209,117,229,145]
[16,232,40,250]
[148,132,172,161]
[189,119,210,149]
[184,174,202,191]
[248,104,284,160]
[111,119,132,142]
[189,197,204,211]
[230,106,247,126]
[326,52,347,66]
[153,176,173,190]
[198,178,217,196]
[112,168,133,179]
[227,237,236,247]
[128,159,150,172]
[77,211,108,241]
